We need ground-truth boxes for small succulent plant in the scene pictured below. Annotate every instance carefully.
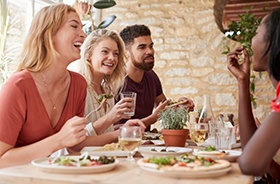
[158,106,189,130]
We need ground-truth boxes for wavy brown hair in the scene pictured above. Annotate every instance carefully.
[16,4,76,72]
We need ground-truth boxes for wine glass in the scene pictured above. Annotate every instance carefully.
[189,123,209,149]
[118,126,142,163]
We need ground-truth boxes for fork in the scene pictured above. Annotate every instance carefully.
[85,98,106,118]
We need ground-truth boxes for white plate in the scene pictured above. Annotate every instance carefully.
[193,150,242,162]
[141,140,188,147]
[202,137,241,149]
[138,146,192,158]
[143,132,162,140]
[31,156,119,174]
[150,140,165,145]
[141,140,165,146]
[81,147,136,157]
[231,142,241,149]
[137,159,232,178]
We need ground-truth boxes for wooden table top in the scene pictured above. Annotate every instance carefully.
[0,152,254,184]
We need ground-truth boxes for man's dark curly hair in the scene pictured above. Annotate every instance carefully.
[120,24,151,48]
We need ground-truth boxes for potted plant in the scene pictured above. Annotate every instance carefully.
[159,106,189,147]
[73,0,117,35]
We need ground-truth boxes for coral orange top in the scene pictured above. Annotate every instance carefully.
[0,70,87,147]
[271,82,280,112]
[270,82,280,165]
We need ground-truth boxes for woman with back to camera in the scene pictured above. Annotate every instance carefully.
[0,4,88,168]
[227,8,280,182]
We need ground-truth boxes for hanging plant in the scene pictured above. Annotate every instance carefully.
[74,0,117,35]
[223,9,262,109]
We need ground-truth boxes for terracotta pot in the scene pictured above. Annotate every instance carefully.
[161,129,189,147]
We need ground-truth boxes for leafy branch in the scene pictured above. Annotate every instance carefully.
[223,9,262,109]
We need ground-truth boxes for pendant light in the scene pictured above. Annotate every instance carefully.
[93,0,116,9]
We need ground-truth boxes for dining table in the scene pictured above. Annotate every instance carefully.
[0,143,254,184]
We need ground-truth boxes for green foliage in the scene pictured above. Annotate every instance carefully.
[159,106,189,130]
[0,0,20,86]
[197,108,202,118]
[76,2,116,35]
[223,9,262,109]
[225,10,261,56]
[0,0,11,85]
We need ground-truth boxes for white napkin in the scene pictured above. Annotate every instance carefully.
[224,121,233,128]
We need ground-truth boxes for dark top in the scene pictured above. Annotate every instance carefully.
[117,70,163,131]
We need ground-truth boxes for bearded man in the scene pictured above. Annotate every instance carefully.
[117,24,194,131]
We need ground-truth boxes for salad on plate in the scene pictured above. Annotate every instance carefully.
[193,146,241,162]
[50,152,115,167]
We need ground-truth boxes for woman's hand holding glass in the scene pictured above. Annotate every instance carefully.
[107,98,136,122]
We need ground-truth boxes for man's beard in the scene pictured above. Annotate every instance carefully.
[131,55,154,71]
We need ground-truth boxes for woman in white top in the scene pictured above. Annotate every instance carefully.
[73,29,145,149]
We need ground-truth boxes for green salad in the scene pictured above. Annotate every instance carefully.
[50,153,115,167]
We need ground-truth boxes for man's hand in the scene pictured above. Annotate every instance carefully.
[178,97,195,112]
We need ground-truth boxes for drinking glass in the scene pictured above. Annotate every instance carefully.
[215,127,233,150]
[120,92,137,116]
[118,126,142,162]
[189,123,209,148]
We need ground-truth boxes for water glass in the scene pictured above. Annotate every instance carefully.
[120,92,137,116]
[215,127,233,150]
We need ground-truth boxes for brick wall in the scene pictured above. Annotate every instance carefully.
[4,0,274,124]
[101,0,274,124]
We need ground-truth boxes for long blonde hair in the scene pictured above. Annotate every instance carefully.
[79,29,126,95]
[16,4,77,72]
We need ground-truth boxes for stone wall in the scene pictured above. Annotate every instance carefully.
[101,0,274,124]
[4,0,274,124]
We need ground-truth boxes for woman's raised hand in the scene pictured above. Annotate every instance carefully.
[227,47,250,82]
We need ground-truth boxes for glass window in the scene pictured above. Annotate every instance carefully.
[0,0,55,86]
[63,0,75,5]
